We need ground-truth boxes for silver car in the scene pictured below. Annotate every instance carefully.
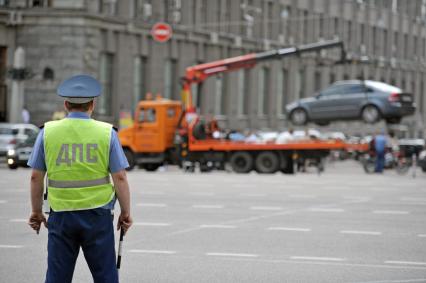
[0,123,39,157]
[286,80,416,126]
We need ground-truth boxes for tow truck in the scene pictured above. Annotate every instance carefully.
[119,39,369,173]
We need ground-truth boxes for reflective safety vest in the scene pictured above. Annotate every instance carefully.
[44,118,114,212]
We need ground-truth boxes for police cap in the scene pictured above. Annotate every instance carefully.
[57,74,101,103]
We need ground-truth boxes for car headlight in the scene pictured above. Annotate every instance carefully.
[7,149,15,156]
[7,158,14,165]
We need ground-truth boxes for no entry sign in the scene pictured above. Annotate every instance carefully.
[151,22,172,43]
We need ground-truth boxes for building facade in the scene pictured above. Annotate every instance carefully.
[0,0,425,137]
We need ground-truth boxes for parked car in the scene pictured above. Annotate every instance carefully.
[6,132,37,169]
[286,80,416,126]
[0,123,39,157]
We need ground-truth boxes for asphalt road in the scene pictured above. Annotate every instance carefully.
[0,160,425,282]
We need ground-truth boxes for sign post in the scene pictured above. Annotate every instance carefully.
[151,22,173,43]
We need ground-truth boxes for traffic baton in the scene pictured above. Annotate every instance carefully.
[116,228,125,271]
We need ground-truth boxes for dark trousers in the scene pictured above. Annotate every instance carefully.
[375,151,385,173]
[46,208,118,283]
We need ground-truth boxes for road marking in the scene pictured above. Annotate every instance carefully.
[129,250,176,254]
[0,200,8,204]
[340,230,382,235]
[0,245,23,249]
[206,252,258,258]
[250,206,282,211]
[239,193,266,197]
[268,227,311,232]
[288,194,316,199]
[290,256,345,262]
[200,224,236,229]
[192,205,224,209]
[310,208,344,212]
[9,219,27,222]
[189,192,215,196]
[384,261,426,266]
[418,234,426,238]
[133,222,171,227]
[342,196,371,201]
[136,203,167,208]
[373,210,410,215]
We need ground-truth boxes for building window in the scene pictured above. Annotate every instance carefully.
[164,58,177,99]
[237,70,245,116]
[214,76,223,115]
[133,56,147,108]
[99,52,114,115]
[101,0,117,15]
[314,70,322,92]
[258,67,269,116]
[243,69,250,115]
[276,68,288,116]
[267,1,274,39]
[295,67,305,98]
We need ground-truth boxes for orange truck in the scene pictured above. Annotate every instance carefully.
[119,39,368,173]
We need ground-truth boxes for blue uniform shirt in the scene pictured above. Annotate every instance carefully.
[28,112,129,209]
[374,134,387,154]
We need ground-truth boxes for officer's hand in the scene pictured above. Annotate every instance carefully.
[28,211,47,234]
[117,213,133,235]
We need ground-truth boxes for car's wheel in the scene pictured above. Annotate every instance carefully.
[255,151,279,174]
[8,164,18,170]
[229,151,253,173]
[123,148,135,171]
[144,163,160,172]
[361,105,381,124]
[290,108,308,125]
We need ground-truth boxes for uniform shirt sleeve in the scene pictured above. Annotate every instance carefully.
[109,129,129,173]
[27,129,47,171]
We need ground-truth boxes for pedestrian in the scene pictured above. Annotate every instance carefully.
[22,105,30,123]
[374,130,388,173]
[27,74,133,283]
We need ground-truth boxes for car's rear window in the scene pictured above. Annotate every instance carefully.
[365,81,402,93]
[0,128,15,135]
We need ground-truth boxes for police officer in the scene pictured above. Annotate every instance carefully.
[27,74,133,283]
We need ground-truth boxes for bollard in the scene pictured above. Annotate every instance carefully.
[412,153,417,179]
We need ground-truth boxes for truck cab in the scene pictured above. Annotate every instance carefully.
[119,97,182,170]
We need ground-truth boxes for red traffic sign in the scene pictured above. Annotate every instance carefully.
[151,22,172,43]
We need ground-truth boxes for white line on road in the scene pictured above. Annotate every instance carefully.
[268,227,311,232]
[133,222,171,227]
[200,225,236,229]
[418,234,426,238]
[353,278,426,283]
[136,203,167,208]
[310,208,345,212]
[290,256,345,262]
[340,230,382,236]
[206,252,258,258]
[0,200,8,204]
[373,210,410,215]
[9,219,27,222]
[129,250,176,254]
[0,245,23,249]
[250,206,282,211]
[192,205,224,209]
[384,261,426,266]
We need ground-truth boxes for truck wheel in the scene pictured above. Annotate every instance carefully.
[123,148,135,171]
[255,151,279,174]
[144,163,160,172]
[229,151,253,173]
[8,164,18,170]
